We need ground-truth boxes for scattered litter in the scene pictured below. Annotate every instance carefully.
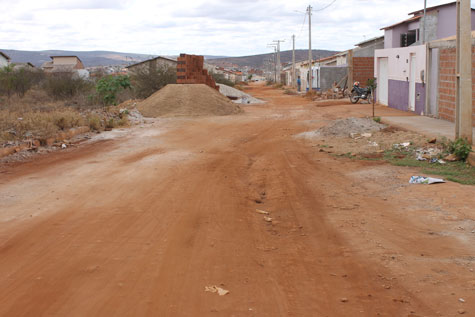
[256,209,269,215]
[393,142,411,149]
[429,158,446,164]
[264,216,273,222]
[61,144,67,149]
[459,298,466,303]
[361,133,372,138]
[340,298,348,303]
[205,285,229,296]
[415,147,441,160]
[369,141,378,147]
[409,176,445,184]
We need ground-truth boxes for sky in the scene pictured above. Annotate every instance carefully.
[0,0,474,56]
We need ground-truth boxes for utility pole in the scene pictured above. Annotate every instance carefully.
[292,34,296,88]
[267,43,278,83]
[273,40,285,84]
[455,0,473,143]
[307,5,313,91]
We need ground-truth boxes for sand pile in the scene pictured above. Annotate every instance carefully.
[217,84,265,104]
[137,84,242,117]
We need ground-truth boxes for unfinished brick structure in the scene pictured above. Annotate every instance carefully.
[176,54,218,90]
[353,57,374,87]
[437,46,475,127]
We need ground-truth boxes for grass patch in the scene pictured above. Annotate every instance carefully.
[384,150,475,185]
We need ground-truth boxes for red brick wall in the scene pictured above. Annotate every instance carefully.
[353,57,374,87]
[438,47,475,127]
[176,54,218,90]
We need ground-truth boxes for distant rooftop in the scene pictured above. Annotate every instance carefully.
[126,56,177,68]
[354,36,384,47]
[0,51,11,60]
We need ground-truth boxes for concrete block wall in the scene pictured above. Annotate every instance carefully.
[176,54,218,90]
[353,57,374,87]
[437,47,475,127]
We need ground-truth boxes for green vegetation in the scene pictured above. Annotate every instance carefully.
[96,75,131,106]
[373,116,381,123]
[384,148,475,185]
[445,137,472,161]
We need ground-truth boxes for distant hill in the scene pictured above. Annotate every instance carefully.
[207,49,339,69]
[0,49,338,69]
[0,49,158,67]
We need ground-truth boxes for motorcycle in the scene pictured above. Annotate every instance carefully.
[350,81,372,104]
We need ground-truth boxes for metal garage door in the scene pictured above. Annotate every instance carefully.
[378,58,389,106]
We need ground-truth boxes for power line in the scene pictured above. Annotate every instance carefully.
[314,0,337,12]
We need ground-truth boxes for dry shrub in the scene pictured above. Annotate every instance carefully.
[87,114,102,131]
[42,72,93,99]
[130,65,176,99]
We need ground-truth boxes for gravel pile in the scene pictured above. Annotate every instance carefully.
[217,84,265,104]
[308,117,387,138]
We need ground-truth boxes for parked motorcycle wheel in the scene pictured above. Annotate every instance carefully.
[367,94,373,104]
[350,92,359,104]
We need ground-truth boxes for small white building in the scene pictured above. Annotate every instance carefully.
[0,52,11,68]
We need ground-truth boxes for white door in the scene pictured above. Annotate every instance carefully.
[409,55,416,111]
[378,58,389,105]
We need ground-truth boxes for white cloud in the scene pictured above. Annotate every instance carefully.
[0,0,472,56]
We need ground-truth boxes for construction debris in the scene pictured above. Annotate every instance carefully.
[205,285,230,296]
[256,209,269,215]
[308,117,386,138]
[409,176,445,184]
[313,78,348,101]
[217,84,265,104]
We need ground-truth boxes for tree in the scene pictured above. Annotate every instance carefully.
[367,78,377,117]
[96,75,131,106]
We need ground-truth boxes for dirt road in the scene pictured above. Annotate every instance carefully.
[1,84,474,316]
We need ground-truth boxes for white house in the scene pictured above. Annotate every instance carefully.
[375,1,475,115]
[0,52,11,68]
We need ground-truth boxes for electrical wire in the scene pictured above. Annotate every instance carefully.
[297,12,307,37]
[314,0,337,12]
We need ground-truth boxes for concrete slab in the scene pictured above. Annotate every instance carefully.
[381,116,475,145]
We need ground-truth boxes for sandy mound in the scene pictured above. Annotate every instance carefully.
[301,117,387,138]
[217,84,265,104]
[137,84,242,117]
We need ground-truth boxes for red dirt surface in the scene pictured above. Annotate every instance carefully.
[1,84,474,316]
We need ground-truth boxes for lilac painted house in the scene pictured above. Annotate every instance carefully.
[374,1,475,115]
